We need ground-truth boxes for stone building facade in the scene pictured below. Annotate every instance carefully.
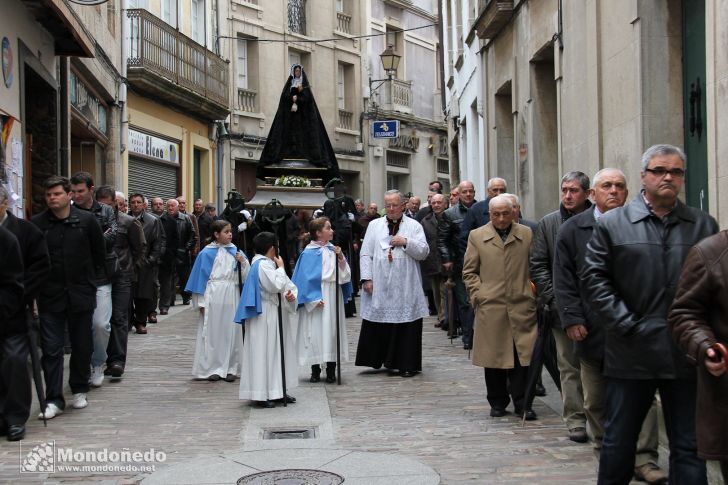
[444,0,728,226]
[363,0,448,203]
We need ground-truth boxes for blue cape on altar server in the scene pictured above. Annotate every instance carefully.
[291,245,353,306]
[185,243,241,295]
[234,257,264,325]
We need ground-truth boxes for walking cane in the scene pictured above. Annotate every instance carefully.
[277,292,288,407]
[335,251,342,385]
[445,277,455,345]
[237,257,245,344]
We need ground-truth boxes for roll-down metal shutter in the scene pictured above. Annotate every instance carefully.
[128,157,179,203]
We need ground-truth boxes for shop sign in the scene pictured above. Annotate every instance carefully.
[389,134,419,152]
[128,129,179,164]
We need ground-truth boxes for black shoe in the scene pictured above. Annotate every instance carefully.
[7,424,25,441]
[109,362,124,378]
[257,400,275,408]
[325,363,336,383]
[310,365,321,383]
[516,409,538,421]
[535,383,546,396]
[490,407,508,417]
[569,427,588,443]
[224,374,236,382]
[401,370,416,378]
[275,394,296,404]
[182,299,190,305]
[463,342,472,350]
[208,374,221,381]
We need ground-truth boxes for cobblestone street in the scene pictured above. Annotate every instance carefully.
[0,299,639,484]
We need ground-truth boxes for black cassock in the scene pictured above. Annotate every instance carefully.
[258,64,340,184]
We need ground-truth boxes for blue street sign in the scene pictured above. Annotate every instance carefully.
[372,120,399,139]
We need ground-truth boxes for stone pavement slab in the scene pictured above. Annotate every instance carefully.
[4,297,707,483]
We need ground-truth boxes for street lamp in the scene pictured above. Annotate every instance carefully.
[368,44,401,103]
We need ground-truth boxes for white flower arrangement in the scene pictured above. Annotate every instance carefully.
[274,175,312,187]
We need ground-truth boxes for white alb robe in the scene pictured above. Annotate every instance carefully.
[359,216,430,323]
[191,244,250,379]
[239,255,299,401]
[296,245,351,366]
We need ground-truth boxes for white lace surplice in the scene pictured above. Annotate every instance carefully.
[359,217,430,323]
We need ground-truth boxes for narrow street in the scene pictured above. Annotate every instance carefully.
[0,297,609,484]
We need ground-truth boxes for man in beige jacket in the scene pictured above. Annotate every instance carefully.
[462,195,538,419]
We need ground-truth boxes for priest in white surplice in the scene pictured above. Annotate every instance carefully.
[235,232,299,408]
[356,190,430,377]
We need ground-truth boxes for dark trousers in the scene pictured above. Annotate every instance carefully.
[158,262,176,310]
[177,263,191,302]
[39,310,93,409]
[453,276,474,344]
[132,297,153,326]
[0,333,31,425]
[598,377,707,485]
[106,271,131,367]
[483,347,528,411]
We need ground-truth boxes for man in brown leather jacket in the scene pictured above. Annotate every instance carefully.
[670,229,728,482]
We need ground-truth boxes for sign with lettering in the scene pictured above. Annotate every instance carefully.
[372,120,399,139]
[128,128,180,165]
[389,134,419,152]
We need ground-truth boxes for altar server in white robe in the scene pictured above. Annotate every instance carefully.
[292,217,353,383]
[356,190,430,377]
[185,220,249,382]
[235,232,299,408]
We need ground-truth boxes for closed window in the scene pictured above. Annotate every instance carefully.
[237,38,248,89]
[337,64,345,110]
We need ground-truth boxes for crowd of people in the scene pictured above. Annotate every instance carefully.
[1,143,727,485]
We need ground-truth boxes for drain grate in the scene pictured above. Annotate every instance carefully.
[237,469,344,485]
[262,427,317,440]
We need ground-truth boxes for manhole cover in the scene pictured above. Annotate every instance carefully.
[237,469,344,485]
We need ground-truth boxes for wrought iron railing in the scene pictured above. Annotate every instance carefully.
[338,109,353,130]
[336,11,351,34]
[237,88,257,112]
[126,9,228,107]
[288,0,307,35]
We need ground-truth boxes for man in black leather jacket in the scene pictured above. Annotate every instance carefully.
[437,180,477,348]
[129,193,165,333]
[553,169,666,483]
[159,198,196,312]
[96,187,146,378]
[584,144,718,485]
[70,172,118,388]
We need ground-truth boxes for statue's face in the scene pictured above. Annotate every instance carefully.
[294,66,301,78]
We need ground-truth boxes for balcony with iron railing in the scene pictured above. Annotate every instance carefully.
[126,8,230,121]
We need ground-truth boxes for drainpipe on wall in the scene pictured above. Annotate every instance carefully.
[120,0,130,193]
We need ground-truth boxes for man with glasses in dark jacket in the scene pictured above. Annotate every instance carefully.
[584,144,718,484]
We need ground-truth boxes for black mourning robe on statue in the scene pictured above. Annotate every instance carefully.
[258,65,340,183]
